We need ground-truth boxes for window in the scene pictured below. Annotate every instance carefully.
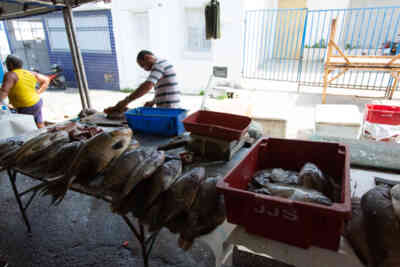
[46,15,111,53]
[12,21,45,41]
[185,8,211,53]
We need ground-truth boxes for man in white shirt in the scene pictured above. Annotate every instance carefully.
[105,50,181,114]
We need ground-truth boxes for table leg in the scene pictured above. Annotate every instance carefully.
[7,169,32,233]
[121,214,160,267]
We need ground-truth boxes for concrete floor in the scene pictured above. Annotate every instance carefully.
[0,171,215,267]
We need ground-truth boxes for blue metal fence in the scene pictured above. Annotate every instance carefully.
[242,6,400,92]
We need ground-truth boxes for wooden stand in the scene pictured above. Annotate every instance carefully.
[323,19,400,103]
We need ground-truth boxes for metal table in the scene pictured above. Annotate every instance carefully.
[2,131,250,267]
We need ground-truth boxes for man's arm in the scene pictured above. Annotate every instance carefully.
[32,72,50,94]
[0,72,17,104]
[104,81,154,113]
[117,81,154,108]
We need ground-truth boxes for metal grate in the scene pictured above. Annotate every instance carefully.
[242,6,400,92]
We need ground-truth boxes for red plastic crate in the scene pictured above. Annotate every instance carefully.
[182,110,251,141]
[217,138,351,251]
[365,104,400,125]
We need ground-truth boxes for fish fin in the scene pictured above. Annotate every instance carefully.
[39,175,70,206]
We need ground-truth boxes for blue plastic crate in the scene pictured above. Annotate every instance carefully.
[125,107,188,136]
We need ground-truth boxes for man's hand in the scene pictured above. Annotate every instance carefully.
[104,99,129,114]
[144,100,155,107]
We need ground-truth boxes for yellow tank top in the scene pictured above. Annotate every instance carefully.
[9,69,40,108]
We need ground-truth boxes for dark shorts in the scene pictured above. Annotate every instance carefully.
[17,99,43,124]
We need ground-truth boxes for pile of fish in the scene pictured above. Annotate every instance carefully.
[345,185,400,267]
[247,163,341,206]
[0,125,226,250]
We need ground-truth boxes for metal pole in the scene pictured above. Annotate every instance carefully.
[67,2,92,108]
[63,2,92,109]
[62,6,88,110]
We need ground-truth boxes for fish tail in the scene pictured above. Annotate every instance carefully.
[39,175,71,206]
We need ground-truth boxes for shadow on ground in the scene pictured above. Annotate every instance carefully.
[0,171,214,267]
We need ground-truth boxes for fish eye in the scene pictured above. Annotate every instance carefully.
[112,141,124,150]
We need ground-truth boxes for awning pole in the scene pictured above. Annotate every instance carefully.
[62,1,92,109]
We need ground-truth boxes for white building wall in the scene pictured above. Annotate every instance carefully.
[350,0,400,8]
[307,0,351,10]
[112,0,245,94]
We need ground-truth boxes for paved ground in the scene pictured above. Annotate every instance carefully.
[0,171,215,267]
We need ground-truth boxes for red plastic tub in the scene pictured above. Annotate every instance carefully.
[365,104,400,125]
[217,138,351,251]
[182,110,251,141]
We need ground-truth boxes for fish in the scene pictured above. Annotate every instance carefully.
[299,163,329,194]
[102,145,152,191]
[39,128,132,205]
[16,131,70,170]
[143,159,182,209]
[0,140,23,164]
[178,177,226,251]
[0,132,53,168]
[129,159,183,219]
[0,139,22,155]
[360,185,400,267]
[111,148,165,214]
[263,183,333,206]
[344,198,373,266]
[155,167,206,229]
[270,168,300,185]
[2,131,70,169]
[121,149,165,198]
[391,184,400,221]
[251,169,272,187]
[28,141,83,178]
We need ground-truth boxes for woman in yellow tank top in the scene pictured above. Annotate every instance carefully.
[0,55,49,128]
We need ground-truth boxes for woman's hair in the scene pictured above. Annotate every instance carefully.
[5,55,23,70]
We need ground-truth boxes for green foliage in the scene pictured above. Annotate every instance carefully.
[216,94,227,100]
[199,90,205,96]
[311,38,327,48]
[345,43,357,50]
[305,39,327,49]
[121,88,135,93]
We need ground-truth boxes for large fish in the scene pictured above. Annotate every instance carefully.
[270,168,300,185]
[27,141,83,178]
[178,177,226,250]
[39,128,132,205]
[143,159,182,209]
[129,159,182,219]
[102,145,153,191]
[1,131,69,169]
[110,148,166,215]
[299,163,329,194]
[0,140,23,165]
[16,131,70,170]
[263,183,333,206]
[121,148,165,198]
[360,185,400,267]
[148,167,206,231]
[345,198,373,266]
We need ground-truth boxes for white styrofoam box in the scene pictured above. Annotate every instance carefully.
[251,103,288,138]
[315,105,362,139]
[0,113,37,139]
[251,117,287,138]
